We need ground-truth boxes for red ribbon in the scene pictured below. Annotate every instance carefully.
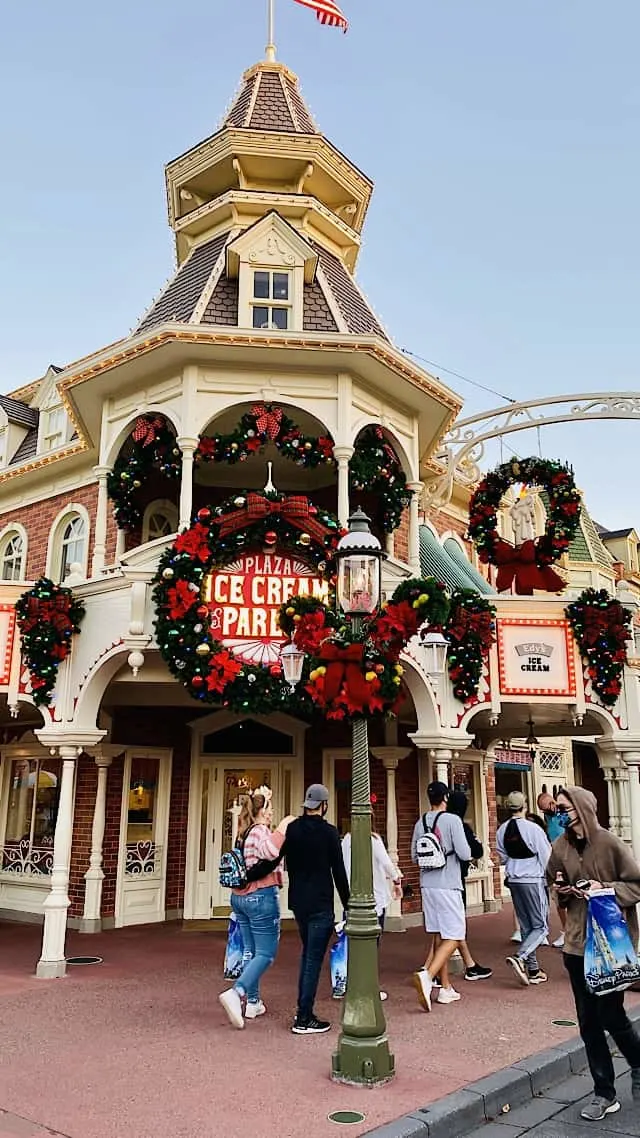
[318,642,371,706]
[251,404,282,440]
[494,539,565,595]
[132,416,164,446]
[217,493,330,546]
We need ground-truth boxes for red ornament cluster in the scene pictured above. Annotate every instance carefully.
[566,588,631,708]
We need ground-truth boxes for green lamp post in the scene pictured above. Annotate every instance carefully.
[331,507,395,1086]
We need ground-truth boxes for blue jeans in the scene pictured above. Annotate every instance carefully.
[295,910,334,1021]
[231,886,280,1003]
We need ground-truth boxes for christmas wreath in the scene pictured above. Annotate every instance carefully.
[349,426,411,533]
[444,590,496,703]
[152,493,342,714]
[284,578,450,720]
[195,402,335,470]
[107,415,182,530]
[566,588,631,707]
[16,578,86,707]
[468,457,581,594]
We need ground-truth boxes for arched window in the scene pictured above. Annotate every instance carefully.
[60,516,87,580]
[142,501,178,544]
[0,531,25,581]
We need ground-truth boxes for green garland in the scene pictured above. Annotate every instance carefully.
[566,588,631,708]
[195,403,335,469]
[444,590,496,703]
[349,426,411,533]
[15,578,85,707]
[107,415,181,530]
[152,494,341,715]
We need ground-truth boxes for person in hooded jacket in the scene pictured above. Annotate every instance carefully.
[547,786,640,1123]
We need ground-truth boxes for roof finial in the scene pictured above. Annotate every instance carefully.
[265,0,276,61]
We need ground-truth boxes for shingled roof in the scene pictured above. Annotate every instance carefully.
[0,395,38,428]
[223,63,317,134]
[136,232,229,334]
[313,243,388,339]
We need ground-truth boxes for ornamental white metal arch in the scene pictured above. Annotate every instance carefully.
[425,392,640,507]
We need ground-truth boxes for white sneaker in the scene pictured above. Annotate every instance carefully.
[245,999,267,1019]
[553,933,565,948]
[380,991,388,1002]
[510,930,522,943]
[437,987,461,1004]
[219,988,245,1029]
[542,937,550,946]
[413,969,433,1012]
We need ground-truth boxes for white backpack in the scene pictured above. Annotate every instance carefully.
[416,811,447,870]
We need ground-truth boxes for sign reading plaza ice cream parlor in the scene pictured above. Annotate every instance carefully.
[203,553,329,665]
[497,618,577,697]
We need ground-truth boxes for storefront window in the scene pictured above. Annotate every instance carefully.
[2,757,61,874]
[126,757,160,875]
[221,768,271,853]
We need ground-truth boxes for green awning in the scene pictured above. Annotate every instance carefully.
[443,538,495,595]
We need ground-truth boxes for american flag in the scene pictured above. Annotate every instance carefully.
[293,0,349,32]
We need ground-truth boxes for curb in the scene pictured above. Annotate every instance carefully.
[365,1007,640,1138]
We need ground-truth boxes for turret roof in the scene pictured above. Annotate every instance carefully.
[223,61,318,135]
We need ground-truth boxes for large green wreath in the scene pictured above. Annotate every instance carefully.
[349,426,411,532]
[152,493,341,714]
[16,578,86,707]
[468,457,581,594]
[107,415,181,530]
[444,590,496,703]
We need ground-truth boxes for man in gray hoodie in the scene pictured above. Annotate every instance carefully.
[411,781,472,1010]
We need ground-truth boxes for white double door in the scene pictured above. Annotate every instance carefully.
[187,757,300,919]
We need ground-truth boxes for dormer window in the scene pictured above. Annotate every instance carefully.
[42,405,67,452]
[252,271,291,330]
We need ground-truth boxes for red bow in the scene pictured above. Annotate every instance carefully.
[251,404,282,441]
[132,416,165,446]
[217,493,330,547]
[318,641,371,707]
[494,539,565,595]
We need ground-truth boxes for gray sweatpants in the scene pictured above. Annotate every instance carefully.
[510,880,549,973]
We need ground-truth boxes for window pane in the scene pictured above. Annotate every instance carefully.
[148,512,173,540]
[252,306,270,329]
[198,768,209,873]
[33,759,61,842]
[127,757,159,844]
[61,516,86,578]
[272,307,289,330]
[5,759,36,841]
[273,273,289,300]
[2,535,23,581]
[253,272,270,299]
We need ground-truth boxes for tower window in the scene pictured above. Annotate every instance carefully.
[251,271,291,330]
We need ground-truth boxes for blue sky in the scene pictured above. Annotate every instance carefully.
[1,0,639,527]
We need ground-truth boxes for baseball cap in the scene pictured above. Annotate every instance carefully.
[427,781,449,805]
[506,790,526,811]
[303,783,330,809]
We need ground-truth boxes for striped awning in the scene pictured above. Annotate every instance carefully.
[443,538,494,595]
[419,526,495,595]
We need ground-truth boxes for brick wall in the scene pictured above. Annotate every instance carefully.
[102,754,125,918]
[394,507,409,564]
[425,507,468,541]
[396,750,421,914]
[68,753,98,919]
[0,480,118,578]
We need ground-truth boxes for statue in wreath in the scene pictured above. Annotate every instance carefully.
[509,490,537,547]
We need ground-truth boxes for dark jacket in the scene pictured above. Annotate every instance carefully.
[282,814,350,917]
[461,822,483,882]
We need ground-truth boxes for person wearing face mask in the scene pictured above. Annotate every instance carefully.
[281,784,350,1035]
[547,786,640,1123]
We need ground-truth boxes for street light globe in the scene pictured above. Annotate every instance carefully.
[419,628,449,677]
[336,507,384,616]
[280,641,305,691]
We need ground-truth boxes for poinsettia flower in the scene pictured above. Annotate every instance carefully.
[206,650,242,693]
[174,523,211,563]
[197,438,216,460]
[167,579,198,620]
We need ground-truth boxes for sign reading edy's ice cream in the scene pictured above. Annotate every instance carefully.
[497,617,576,697]
[203,553,329,665]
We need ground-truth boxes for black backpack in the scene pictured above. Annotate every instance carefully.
[503,817,535,860]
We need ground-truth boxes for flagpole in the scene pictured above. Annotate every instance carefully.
[266,0,276,61]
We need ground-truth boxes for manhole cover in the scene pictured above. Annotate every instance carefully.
[66,956,103,966]
[328,1112,366,1126]
[552,1019,577,1027]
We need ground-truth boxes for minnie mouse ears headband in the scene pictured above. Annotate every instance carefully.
[252,785,272,803]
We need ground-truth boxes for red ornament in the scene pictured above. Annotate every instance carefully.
[370,793,378,805]
[270,664,282,676]
[264,531,277,546]
[191,675,204,689]
[196,604,209,620]
[197,507,211,523]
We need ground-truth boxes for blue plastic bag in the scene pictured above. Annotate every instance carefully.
[584,888,640,996]
[223,914,245,980]
[330,929,348,998]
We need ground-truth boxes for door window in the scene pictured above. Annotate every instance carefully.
[2,757,61,874]
[126,756,160,875]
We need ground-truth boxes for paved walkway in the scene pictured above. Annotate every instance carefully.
[466,1058,639,1138]
[0,909,637,1138]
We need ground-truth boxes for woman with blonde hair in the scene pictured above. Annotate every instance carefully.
[219,787,295,1029]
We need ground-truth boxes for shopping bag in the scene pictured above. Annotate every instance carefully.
[223,914,244,980]
[330,929,348,998]
[584,888,640,996]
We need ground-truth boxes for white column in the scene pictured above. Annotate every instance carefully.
[80,755,112,933]
[480,755,497,908]
[603,768,620,836]
[333,445,354,529]
[372,746,411,933]
[36,747,79,979]
[624,756,640,863]
[617,768,632,845]
[406,481,423,577]
[115,528,126,562]
[177,436,198,531]
[430,748,453,787]
[91,465,110,576]
[385,532,395,558]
